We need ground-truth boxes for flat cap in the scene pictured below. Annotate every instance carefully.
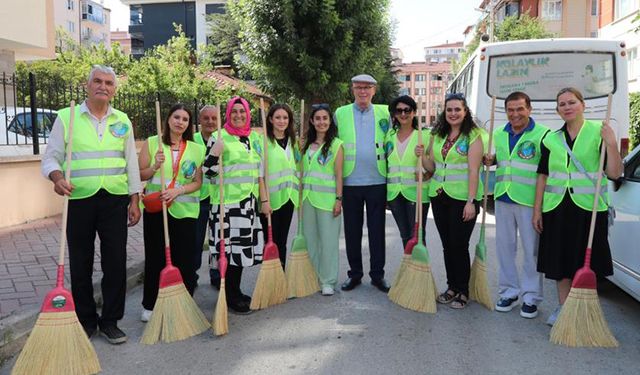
[351,74,377,84]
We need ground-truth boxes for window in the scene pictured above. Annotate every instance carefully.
[415,74,426,81]
[542,0,562,21]
[591,0,598,16]
[431,73,443,81]
[505,2,520,17]
[629,47,638,82]
[421,116,427,124]
[399,88,409,96]
[421,102,427,110]
[615,0,640,19]
[67,21,75,33]
[414,88,426,96]
[67,0,74,10]
[430,87,442,95]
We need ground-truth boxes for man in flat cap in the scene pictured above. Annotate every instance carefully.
[335,74,391,292]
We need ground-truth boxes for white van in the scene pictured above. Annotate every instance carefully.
[608,144,640,301]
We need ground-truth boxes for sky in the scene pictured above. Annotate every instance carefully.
[103,0,482,62]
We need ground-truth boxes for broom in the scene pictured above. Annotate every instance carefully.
[469,95,496,311]
[285,99,320,298]
[12,100,101,375]
[141,100,210,344]
[387,203,419,302]
[212,103,229,336]
[550,94,618,348]
[388,124,437,313]
[250,98,288,310]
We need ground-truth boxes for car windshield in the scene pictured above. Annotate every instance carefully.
[7,112,55,137]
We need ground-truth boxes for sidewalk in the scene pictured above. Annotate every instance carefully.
[0,215,146,357]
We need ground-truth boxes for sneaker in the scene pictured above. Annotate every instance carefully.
[99,325,127,345]
[210,269,221,290]
[321,286,334,296]
[228,299,253,315]
[83,325,96,339]
[495,297,518,312]
[520,303,538,319]
[546,305,562,326]
[140,309,153,322]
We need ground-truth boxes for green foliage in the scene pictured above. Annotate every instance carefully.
[494,14,554,42]
[630,92,640,149]
[229,0,398,108]
[453,24,483,74]
[202,10,243,72]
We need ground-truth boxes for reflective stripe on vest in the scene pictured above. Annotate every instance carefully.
[493,123,549,207]
[264,139,299,210]
[386,129,429,203]
[428,128,488,201]
[145,136,205,218]
[542,120,608,212]
[335,104,389,177]
[210,129,261,205]
[59,105,130,199]
[302,139,343,211]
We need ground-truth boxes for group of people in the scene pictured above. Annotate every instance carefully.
[41,65,622,345]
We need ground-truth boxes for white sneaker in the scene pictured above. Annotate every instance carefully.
[321,286,334,296]
[141,309,153,322]
[546,305,562,326]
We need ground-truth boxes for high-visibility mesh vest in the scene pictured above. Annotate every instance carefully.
[493,123,549,207]
[265,137,299,211]
[335,103,389,177]
[542,120,608,213]
[429,127,488,201]
[210,129,262,205]
[59,105,130,199]
[194,131,216,201]
[302,139,343,211]
[386,128,430,203]
[145,136,205,219]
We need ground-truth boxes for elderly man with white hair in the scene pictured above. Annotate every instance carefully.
[41,65,142,344]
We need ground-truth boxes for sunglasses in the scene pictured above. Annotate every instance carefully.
[395,107,413,115]
[445,93,465,101]
[311,103,330,110]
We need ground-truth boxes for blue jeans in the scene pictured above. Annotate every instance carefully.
[387,195,429,248]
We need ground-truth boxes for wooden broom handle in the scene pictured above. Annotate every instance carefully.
[416,96,424,233]
[298,99,305,219]
[216,104,226,243]
[586,93,613,249]
[481,96,497,225]
[58,100,76,266]
[259,98,272,227]
[154,100,171,249]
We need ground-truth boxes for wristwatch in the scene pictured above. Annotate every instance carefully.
[335,196,343,201]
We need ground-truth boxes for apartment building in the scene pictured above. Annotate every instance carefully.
[53,0,111,49]
[396,62,454,126]
[424,42,465,63]
[111,30,132,55]
[598,0,640,92]
[122,0,226,59]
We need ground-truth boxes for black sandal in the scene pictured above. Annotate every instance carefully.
[436,289,457,304]
[450,293,468,309]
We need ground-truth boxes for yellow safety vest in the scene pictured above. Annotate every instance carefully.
[58,105,130,199]
[303,139,344,211]
[386,128,430,203]
[265,138,299,210]
[194,131,216,201]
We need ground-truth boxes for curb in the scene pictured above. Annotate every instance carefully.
[0,260,145,365]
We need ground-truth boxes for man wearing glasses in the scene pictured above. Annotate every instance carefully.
[335,74,391,292]
[42,65,141,344]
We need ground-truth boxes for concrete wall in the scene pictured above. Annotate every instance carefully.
[0,0,55,61]
[0,156,62,229]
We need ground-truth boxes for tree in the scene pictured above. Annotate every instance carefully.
[202,10,243,72]
[630,92,640,149]
[229,0,398,107]
[494,13,554,42]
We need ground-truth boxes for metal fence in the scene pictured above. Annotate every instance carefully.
[0,72,207,155]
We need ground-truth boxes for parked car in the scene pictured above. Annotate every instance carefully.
[0,107,57,146]
[608,144,640,302]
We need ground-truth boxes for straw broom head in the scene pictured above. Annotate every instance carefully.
[469,227,494,310]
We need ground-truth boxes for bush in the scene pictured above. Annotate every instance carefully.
[630,92,640,150]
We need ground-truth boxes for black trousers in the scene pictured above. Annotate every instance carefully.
[430,193,479,296]
[259,199,294,269]
[67,190,129,330]
[142,211,197,310]
[388,195,429,249]
[343,184,386,281]
[225,264,244,303]
[194,198,212,281]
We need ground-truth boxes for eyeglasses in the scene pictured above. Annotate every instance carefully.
[395,107,413,115]
[445,93,465,101]
[311,103,330,110]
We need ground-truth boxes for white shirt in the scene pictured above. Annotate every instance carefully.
[41,101,142,195]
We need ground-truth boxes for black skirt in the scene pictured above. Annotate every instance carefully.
[537,193,613,280]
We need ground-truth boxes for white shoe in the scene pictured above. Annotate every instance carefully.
[141,309,153,322]
[321,286,334,296]
[546,305,562,326]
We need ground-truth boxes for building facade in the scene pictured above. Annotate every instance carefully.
[53,0,111,49]
[123,0,226,59]
[424,42,465,63]
[111,30,132,55]
[396,62,454,126]
[598,0,640,93]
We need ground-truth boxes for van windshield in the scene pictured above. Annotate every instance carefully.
[487,52,616,100]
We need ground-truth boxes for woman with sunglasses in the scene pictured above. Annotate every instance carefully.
[138,104,205,322]
[386,95,430,248]
[203,96,265,315]
[302,104,344,296]
[532,87,622,326]
[259,103,299,269]
[420,93,487,309]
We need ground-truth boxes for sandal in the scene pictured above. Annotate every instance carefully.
[436,289,457,304]
[450,293,468,309]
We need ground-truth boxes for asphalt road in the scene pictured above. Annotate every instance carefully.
[3,209,640,375]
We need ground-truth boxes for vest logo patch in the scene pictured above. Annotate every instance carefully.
[517,141,536,160]
[455,137,469,156]
[378,118,390,133]
[317,150,333,166]
[181,160,197,179]
[252,140,262,156]
[385,141,394,156]
[109,122,129,138]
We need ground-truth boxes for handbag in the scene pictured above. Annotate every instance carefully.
[142,140,186,213]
